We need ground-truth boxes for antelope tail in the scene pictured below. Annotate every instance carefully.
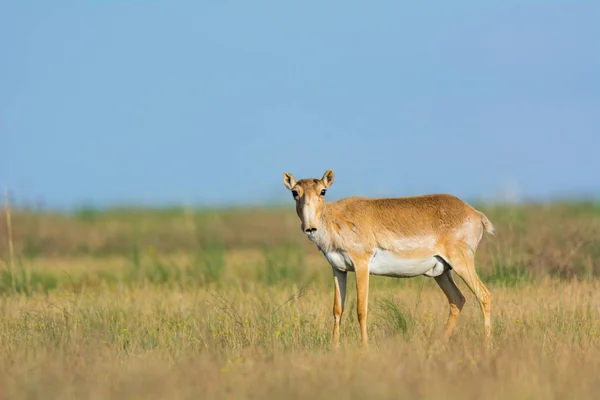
[478,211,495,235]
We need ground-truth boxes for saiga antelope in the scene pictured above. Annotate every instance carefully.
[282,169,494,348]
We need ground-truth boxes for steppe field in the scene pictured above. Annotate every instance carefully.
[1,201,600,399]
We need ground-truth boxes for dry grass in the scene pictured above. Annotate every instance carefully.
[1,275,600,399]
[0,201,599,399]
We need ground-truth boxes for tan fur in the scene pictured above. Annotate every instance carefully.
[283,169,495,349]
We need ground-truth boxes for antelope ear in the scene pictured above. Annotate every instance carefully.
[283,172,297,190]
[321,169,335,188]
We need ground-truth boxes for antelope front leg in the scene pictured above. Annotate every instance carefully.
[354,260,370,348]
[332,268,347,349]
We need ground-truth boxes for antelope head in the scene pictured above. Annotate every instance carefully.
[283,169,335,237]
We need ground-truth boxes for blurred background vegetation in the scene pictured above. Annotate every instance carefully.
[1,201,599,296]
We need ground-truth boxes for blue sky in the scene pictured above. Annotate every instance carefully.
[2,1,599,210]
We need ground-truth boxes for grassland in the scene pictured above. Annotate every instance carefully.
[0,200,599,399]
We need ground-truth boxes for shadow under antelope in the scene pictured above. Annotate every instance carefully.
[282,169,494,348]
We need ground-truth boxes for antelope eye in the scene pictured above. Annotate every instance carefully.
[320,189,327,196]
[292,190,299,197]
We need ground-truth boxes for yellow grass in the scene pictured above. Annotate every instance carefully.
[1,255,600,399]
[0,203,599,399]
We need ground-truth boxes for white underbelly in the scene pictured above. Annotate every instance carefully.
[322,250,354,272]
[368,249,445,278]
